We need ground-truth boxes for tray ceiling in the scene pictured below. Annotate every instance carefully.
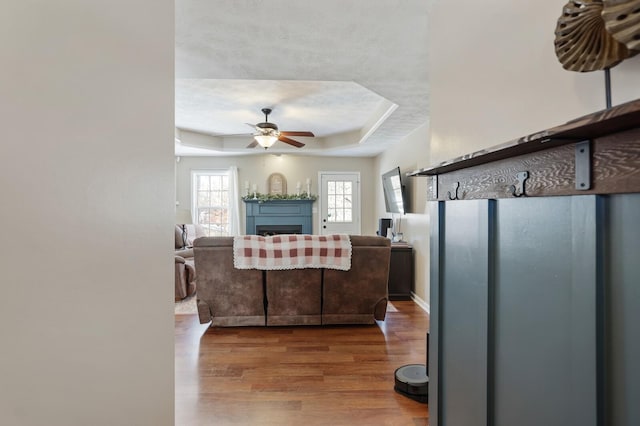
[175,0,429,156]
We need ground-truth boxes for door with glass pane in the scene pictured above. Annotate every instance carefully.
[319,172,360,235]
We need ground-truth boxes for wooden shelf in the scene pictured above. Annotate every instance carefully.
[409,99,640,201]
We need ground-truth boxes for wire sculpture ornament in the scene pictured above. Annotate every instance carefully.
[554,0,632,72]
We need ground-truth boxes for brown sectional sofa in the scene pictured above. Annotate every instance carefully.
[193,235,391,327]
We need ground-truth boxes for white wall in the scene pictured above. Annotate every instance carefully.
[1,2,175,425]
[423,0,640,312]
[375,123,430,305]
[176,154,377,235]
[428,0,640,164]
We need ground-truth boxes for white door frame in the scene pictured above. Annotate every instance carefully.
[317,171,361,235]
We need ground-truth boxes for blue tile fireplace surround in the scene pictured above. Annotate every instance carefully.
[244,199,314,235]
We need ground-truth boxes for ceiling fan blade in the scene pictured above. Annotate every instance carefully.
[278,135,305,148]
[245,123,260,131]
[280,131,315,137]
[246,140,258,148]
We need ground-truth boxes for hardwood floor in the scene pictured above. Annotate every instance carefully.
[175,301,429,425]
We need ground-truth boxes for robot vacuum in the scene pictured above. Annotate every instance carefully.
[394,363,428,403]
[394,332,429,403]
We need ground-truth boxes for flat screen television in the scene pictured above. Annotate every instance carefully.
[382,167,407,214]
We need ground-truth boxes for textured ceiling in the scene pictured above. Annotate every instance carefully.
[175,0,429,157]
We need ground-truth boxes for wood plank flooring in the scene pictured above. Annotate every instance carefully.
[175,301,429,426]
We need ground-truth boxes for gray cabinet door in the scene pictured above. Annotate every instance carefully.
[492,196,598,426]
[606,194,640,426]
[430,196,602,426]
[431,200,491,426]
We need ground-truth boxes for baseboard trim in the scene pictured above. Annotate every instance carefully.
[411,292,430,314]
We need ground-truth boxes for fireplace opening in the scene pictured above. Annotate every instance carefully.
[255,225,303,236]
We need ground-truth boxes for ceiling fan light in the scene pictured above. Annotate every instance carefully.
[254,134,278,148]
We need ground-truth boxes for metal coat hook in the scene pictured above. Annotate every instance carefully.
[447,182,460,200]
[509,171,529,197]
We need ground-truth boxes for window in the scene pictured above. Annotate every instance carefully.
[192,170,231,236]
[327,180,353,222]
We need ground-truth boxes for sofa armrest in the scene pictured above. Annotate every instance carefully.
[175,259,188,300]
[175,248,194,258]
[175,256,196,300]
[184,261,196,282]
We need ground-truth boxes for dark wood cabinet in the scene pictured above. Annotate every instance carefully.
[388,244,413,300]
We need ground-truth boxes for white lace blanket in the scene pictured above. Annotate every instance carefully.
[233,234,352,271]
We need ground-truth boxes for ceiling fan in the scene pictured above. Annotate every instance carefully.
[246,108,315,149]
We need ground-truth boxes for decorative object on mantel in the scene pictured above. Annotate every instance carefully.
[267,172,287,195]
[554,0,640,108]
[602,0,640,52]
[242,192,317,202]
[554,0,632,72]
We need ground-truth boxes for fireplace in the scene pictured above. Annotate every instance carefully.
[255,224,303,236]
[244,199,314,235]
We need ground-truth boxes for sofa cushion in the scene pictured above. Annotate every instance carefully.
[185,224,207,246]
[175,225,185,249]
[176,224,207,248]
[194,240,264,326]
[322,237,390,324]
[266,269,322,326]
